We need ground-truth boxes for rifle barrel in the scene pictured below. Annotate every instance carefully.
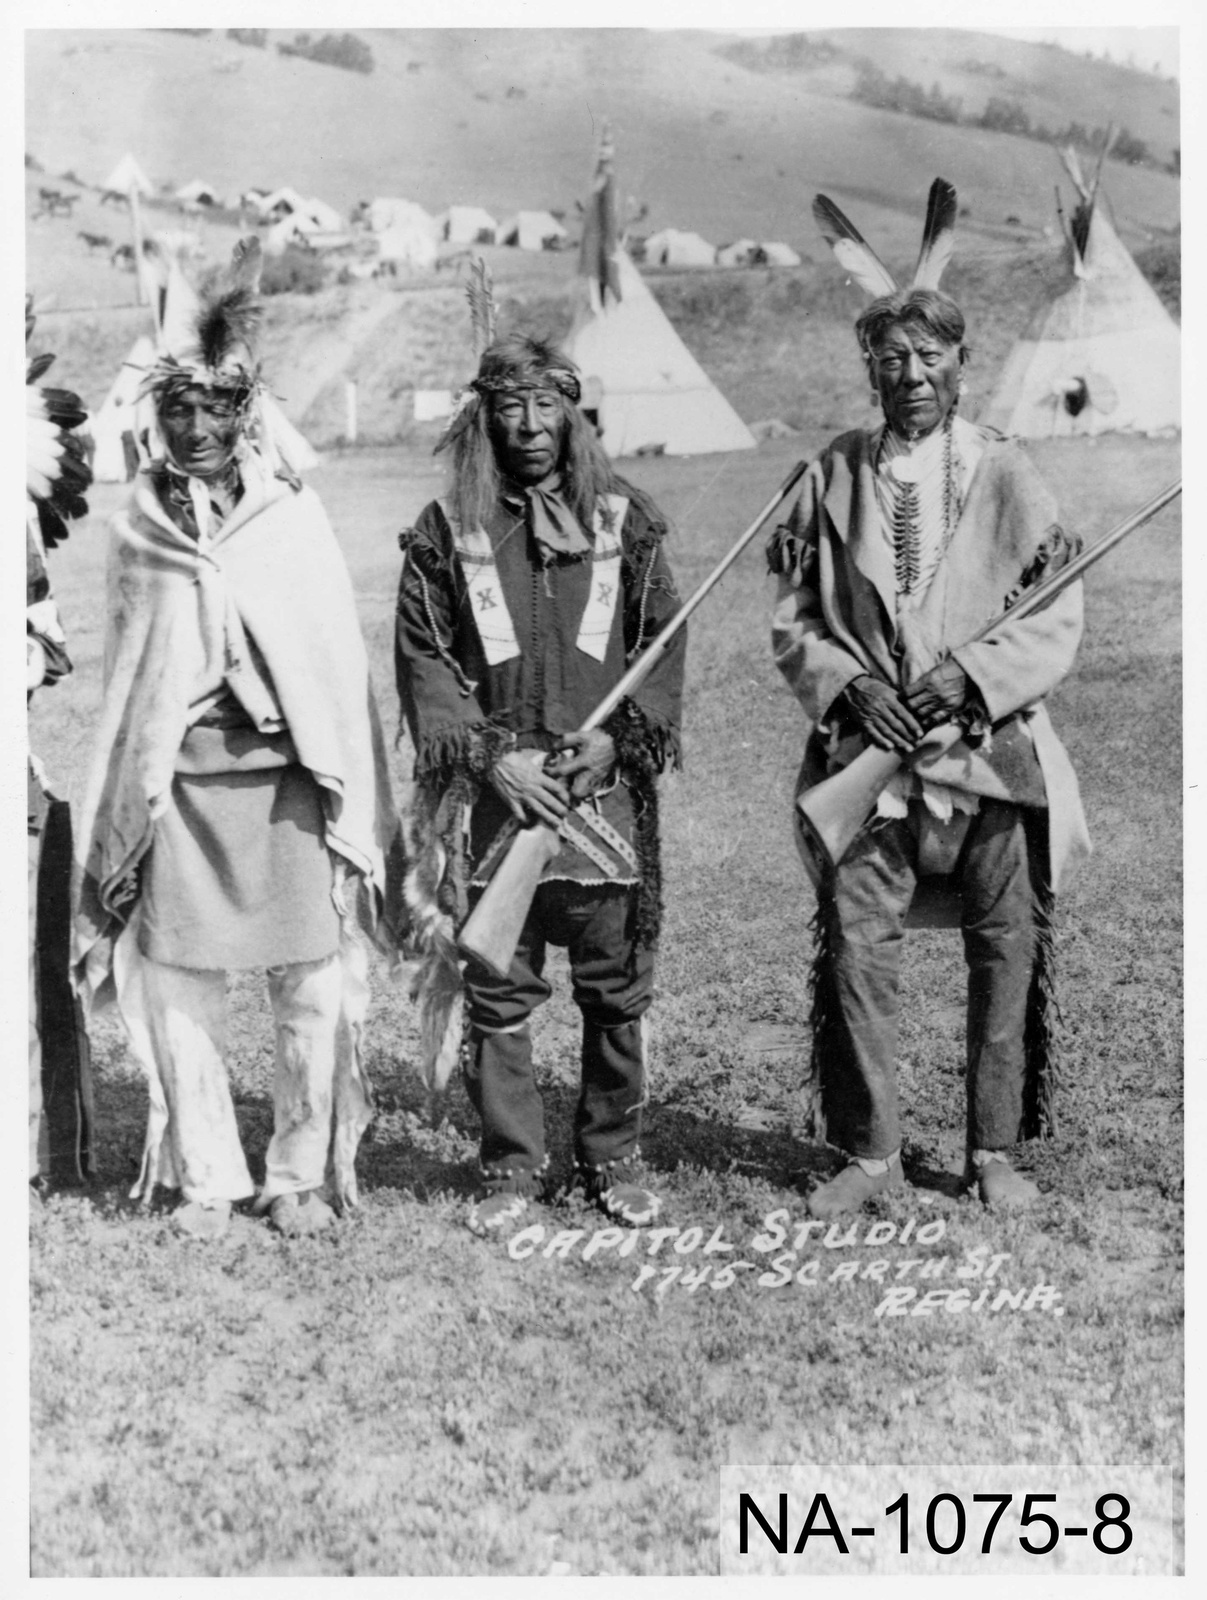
[582,457,808,733]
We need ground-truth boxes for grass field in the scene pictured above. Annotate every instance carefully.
[29,432,1182,1576]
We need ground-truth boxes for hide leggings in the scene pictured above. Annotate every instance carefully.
[116,934,373,1209]
[815,798,1042,1160]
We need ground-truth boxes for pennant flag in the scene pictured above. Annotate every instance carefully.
[578,122,622,308]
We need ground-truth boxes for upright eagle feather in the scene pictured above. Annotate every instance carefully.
[911,177,958,290]
[197,286,262,371]
[194,237,265,370]
[465,256,497,359]
[811,194,898,299]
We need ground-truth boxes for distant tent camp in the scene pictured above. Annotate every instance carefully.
[438,206,498,245]
[365,198,438,270]
[377,222,438,273]
[759,241,802,267]
[175,179,219,206]
[103,153,153,197]
[717,239,801,268]
[566,130,755,459]
[644,228,716,268]
[257,185,309,220]
[498,210,569,251]
[981,144,1180,438]
[365,197,436,236]
[716,238,759,268]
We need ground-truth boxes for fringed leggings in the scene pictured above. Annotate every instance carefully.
[811,799,1046,1159]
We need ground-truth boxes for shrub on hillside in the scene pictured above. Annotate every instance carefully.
[979,97,1032,136]
[227,28,267,49]
[278,32,374,74]
[851,64,962,125]
[261,246,326,296]
[721,33,840,73]
[1111,128,1152,166]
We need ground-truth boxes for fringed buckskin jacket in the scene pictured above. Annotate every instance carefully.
[396,481,686,949]
[770,425,1091,1140]
[770,426,1091,896]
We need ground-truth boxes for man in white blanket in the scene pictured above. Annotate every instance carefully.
[74,239,400,1240]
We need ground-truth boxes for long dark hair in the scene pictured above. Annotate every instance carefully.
[448,334,624,531]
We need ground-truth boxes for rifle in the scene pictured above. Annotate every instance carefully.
[458,458,810,978]
[796,478,1182,878]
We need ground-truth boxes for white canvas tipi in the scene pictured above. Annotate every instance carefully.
[103,153,154,197]
[981,146,1180,438]
[567,131,755,458]
[89,335,157,482]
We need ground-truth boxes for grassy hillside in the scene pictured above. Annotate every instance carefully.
[31,234,1173,455]
[26,26,1179,261]
[725,28,1179,167]
[26,28,1179,456]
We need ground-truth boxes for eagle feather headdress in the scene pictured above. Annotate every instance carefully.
[812,177,958,301]
[137,236,312,480]
[142,234,265,407]
[26,300,93,550]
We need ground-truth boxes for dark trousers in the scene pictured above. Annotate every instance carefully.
[818,799,1040,1159]
[462,881,654,1191]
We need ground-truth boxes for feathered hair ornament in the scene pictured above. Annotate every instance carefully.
[812,177,958,301]
[434,255,498,454]
[26,299,93,550]
[141,235,265,411]
[435,262,584,458]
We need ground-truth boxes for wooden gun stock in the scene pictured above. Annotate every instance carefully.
[796,744,903,885]
[456,458,811,978]
[457,823,562,978]
[795,478,1181,876]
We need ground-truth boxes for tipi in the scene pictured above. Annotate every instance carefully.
[103,153,154,197]
[981,143,1180,437]
[566,130,756,458]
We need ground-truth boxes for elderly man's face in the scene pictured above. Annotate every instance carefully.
[488,388,566,486]
[158,385,243,478]
[869,320,963,438]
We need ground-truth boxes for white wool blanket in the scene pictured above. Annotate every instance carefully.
[74,451,396,1009]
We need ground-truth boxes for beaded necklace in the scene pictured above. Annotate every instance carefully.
[879,415,961,597]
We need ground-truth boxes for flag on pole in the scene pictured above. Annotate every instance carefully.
[578,122,622,309]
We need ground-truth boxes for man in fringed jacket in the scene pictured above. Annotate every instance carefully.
[396,333,685,1237]
[770,194,1090,1219]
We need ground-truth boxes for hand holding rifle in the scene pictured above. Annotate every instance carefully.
[490,749,571,827]
[797,479,1182,878]
[459,457,810,978]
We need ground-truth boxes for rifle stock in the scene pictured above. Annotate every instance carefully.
[796,744,903,882]
[455,457,811,978]
[458,822,561,978]
[794,478,1181,875]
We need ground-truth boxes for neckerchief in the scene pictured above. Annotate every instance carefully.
[502,476,591,558]
[158,460,244,544]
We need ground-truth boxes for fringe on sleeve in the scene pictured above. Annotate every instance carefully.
[602,696,679,949]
